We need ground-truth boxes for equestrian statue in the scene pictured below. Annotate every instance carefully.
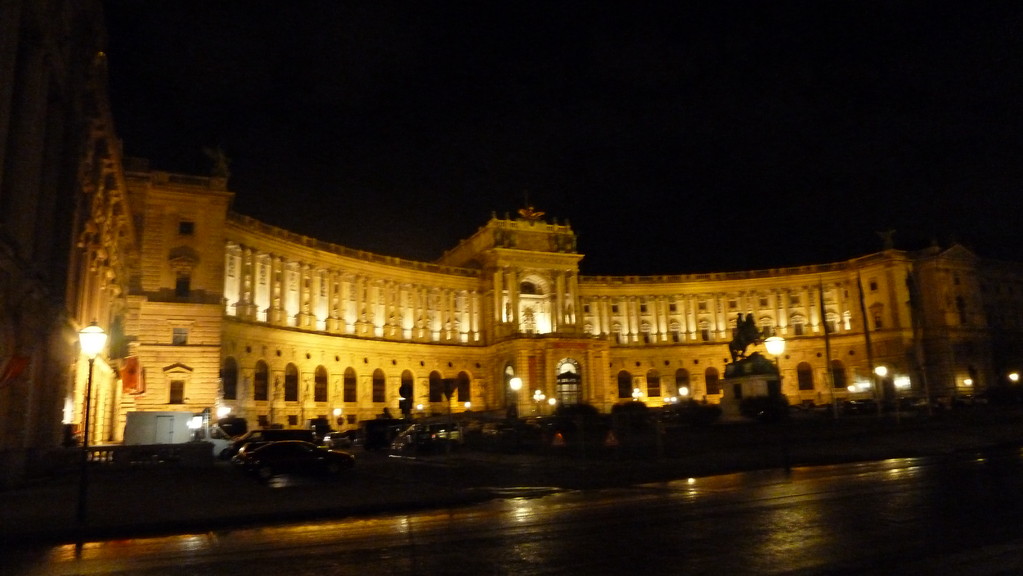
[728,313,765,363]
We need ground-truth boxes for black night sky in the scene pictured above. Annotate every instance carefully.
[103,1,1023,275]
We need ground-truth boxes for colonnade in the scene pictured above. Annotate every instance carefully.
[224,243,482,343]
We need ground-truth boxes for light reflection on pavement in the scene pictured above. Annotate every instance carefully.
[6,449,1023,576]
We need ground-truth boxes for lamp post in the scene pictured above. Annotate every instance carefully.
[764,336,786,389]
[76,321,107,528]
[763,335,790,472]
[875,365,889,419]
[508,376,522,419]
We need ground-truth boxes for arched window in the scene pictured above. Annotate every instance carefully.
[457,371,471,402]
[556,360,581,405]
[830,360,847,389]
[314,366,328,402]
[675,368,691,397]
[372,369,386,403]
[254,360,269,401]
[797,362,814,391]
[343,367,357,402]
[284,363,299,401]
[646,369,661,397]
[520,281,539,295]
[705,367,720,395]
[429,371,444,402]
[617,370,633,399]
[221,357,238,400]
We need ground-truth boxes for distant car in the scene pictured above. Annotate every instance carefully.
[389,422,463,454]
[322,430,357,449]
[223,428,316,459]
[842,399,879,415]
[235,440,355,480]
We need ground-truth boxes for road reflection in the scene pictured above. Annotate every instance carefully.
[7,448,1023,576]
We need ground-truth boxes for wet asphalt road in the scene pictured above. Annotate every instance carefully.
[6,445,1023,576]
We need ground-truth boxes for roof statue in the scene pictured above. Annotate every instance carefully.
[518,205,545,222]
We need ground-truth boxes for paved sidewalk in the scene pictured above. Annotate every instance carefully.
[2,410,1021,546]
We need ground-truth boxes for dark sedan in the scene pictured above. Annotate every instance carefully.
[235,440,355,480]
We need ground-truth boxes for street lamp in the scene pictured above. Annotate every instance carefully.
[763,335,790,471]
[508,376,522,419]
[874,365,888,418]
[76,321,107,528]
[764,335,786,389]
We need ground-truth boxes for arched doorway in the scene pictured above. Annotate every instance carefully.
[556,359,581,405]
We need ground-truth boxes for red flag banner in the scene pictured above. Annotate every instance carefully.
[122,356,145,394]
[0,354,29,388]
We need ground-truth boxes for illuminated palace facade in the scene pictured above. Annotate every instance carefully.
[5,0,1023,487]
[70,161,1020,444]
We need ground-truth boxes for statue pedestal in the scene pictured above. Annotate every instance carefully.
[721,353,782,419]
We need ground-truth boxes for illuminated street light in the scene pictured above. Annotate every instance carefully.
[508,376,522,419]
[1009,372,1019,384]
[76,321,107,528]
[764,336,786,398]
[678,386,690,398]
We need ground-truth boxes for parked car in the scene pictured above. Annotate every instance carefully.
[235,440,354,480]
[322,429,358,449]
[222,428,315,459]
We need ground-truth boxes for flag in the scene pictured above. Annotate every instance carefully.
[121,356,146,394]
[0,354,29,388]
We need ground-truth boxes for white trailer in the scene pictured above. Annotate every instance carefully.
[123,411,196,445]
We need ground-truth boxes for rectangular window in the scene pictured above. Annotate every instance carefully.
[257,415,269,428]
[759,297,769,308]
[669,303,677,313]
[178,221,195,235]
[698,301,708,312]
[869,280,878,292]
[169,380,185,404]
[287,415,298,426]
[700,328,710,341]
[640,303,648,314]
[671,329,680,343]
[175,274,191,298]
[584,304,591,314]
[647,379,661,398]
[789,294,801,306]
[611,304,619,314]
[172,328,188,345]
[728,299,737,310]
